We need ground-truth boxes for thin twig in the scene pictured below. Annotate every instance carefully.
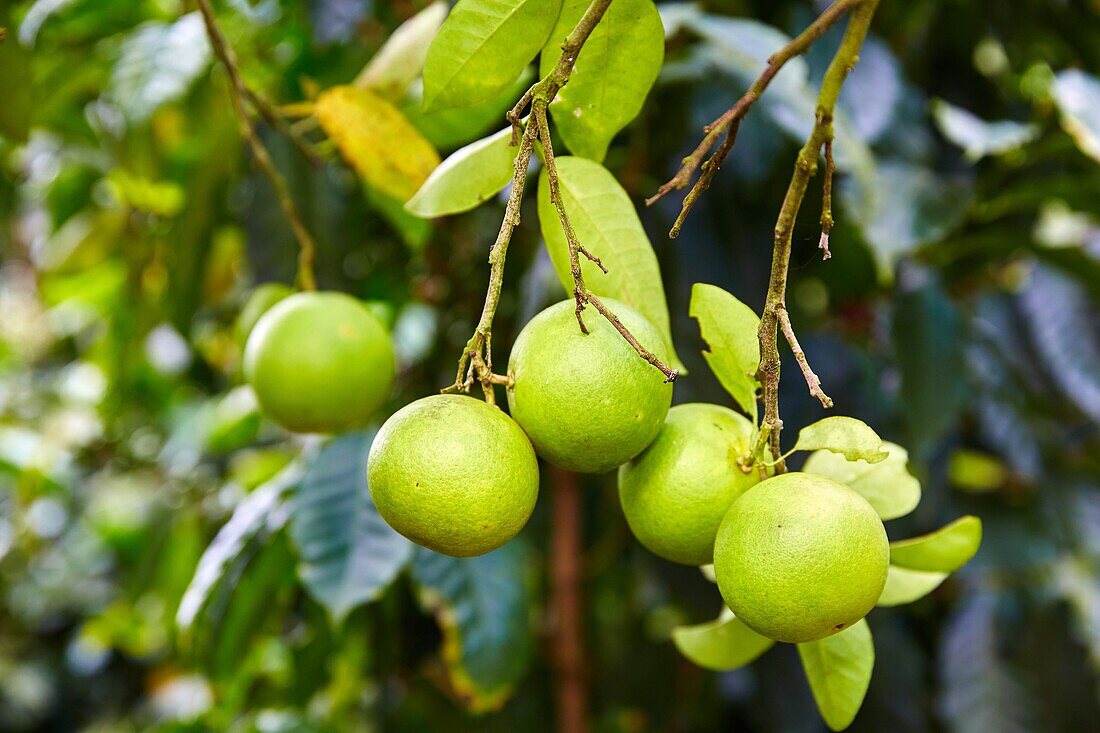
[754,0,878,472]
[196,0,318,291]
[647,0,861,238]
[242,86,325,167]
[777,306,833,408]
[819,138,835,260]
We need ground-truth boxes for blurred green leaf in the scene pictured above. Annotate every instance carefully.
[1052,69,1100,164]
[422,0,560,112]
[876,565,947,607]
[890,516,982,573]
[406,127,519,218]
[803,442,920,521]
[931,100,1039,162]
[793,416,888,463]
[541,0,664,161]
[797,619,874,731]
[0,8,33,142]
[672,610,773,671]
[355,2,448,101]
[107,12,211,124]
[688,283,759,420]
[537,156,683,370]
[411,542,534,713]
[288,433,413,623]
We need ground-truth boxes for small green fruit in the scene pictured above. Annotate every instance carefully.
[713,472,889,643]
[368,394,539,557]
[244,291,395,433]
[618,403,761,565]
[507,299,673,473]
[237,283,294,345]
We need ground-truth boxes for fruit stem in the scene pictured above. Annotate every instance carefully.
[550,467,589,733]
[756,0,879,472]
[196,0,320,292]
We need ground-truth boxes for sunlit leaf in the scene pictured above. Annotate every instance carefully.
[537,156,683,370]
[406,127,519,217]
[803,442,920,521]
[288,433,414,623]
[412,543,534,712]
[932,100,1039,161]
[1052,69,1100,164]
[355,2,448,100]
[889,516,982,573]
[793,416,888,463]
[689,283,759,420]
[314,85,441,201]
[541,0,664,161]
[107,12,212,124]
[672,610,774,671]
[876,565,947,607]
[797,619,874,731]
[402,69,534,151]
[422,0,561,113]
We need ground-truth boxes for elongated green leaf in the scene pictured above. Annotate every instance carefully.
[797,619,874,731]
[177,462,301,630]
[315,85,441,202]
[289,433,414,623]
[406,127,519,217]
[412,543,533,712]
[1052,69,1100,164]
[931,100,1039,162]
[793,416,888,463]
[355,2,448,100]
[672,610,774,671]
[540,0,664,161]
[689,283,759,420]
[403,69,534,150]
[876,565,947,607]
[803,442,920,521]
[889,516,982,573]
[422,0,561,112]
[537,156,682,369]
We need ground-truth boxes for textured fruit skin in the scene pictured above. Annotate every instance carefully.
[243,291,395,433]
[618,403,761,565]
[367,394,539,557]
[507,299,673,473]
[713,472,889,643]
[236,283,293,345]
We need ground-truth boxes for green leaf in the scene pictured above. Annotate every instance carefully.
[288,433,414,623]
[803,442,920,521]
[411,543,534,713]
[355,2,448,100]
[672,610,774,671]
[931,100,1039,162]
[177,462,301,630]
[540,0,664,161]
[797,619,874,731]
[688,283,760,420]
[314,85,441,202]
[875,565,947,607]
[537,156,682,370]
[889,516,982,573]
[422,0,561,113]
[406,127,519,217]
[402,69,534,150]
[1052,69,1100,164]
[793,416,888,463]
[107,12,212,123]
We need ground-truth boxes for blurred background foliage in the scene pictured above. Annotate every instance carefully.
[1,0,1099,731]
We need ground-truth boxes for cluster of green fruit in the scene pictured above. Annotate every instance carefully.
[242,290,890,645]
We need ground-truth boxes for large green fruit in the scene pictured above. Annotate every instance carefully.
[368,394,539,557]
[243,291,395,433]
[618,403,761,565]
[507,299,673,473]
[713,472,889,643]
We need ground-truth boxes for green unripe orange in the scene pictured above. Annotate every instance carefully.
[237,282,294,346]
[618,403,761,565]
[243,291,395,433]
[368,394,539,557]
[507,299,673,474]
[713,472,889,643]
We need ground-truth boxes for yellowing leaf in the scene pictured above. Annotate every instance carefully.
[314,86,440,202]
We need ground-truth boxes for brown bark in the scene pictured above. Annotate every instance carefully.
[550,467,588,733]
